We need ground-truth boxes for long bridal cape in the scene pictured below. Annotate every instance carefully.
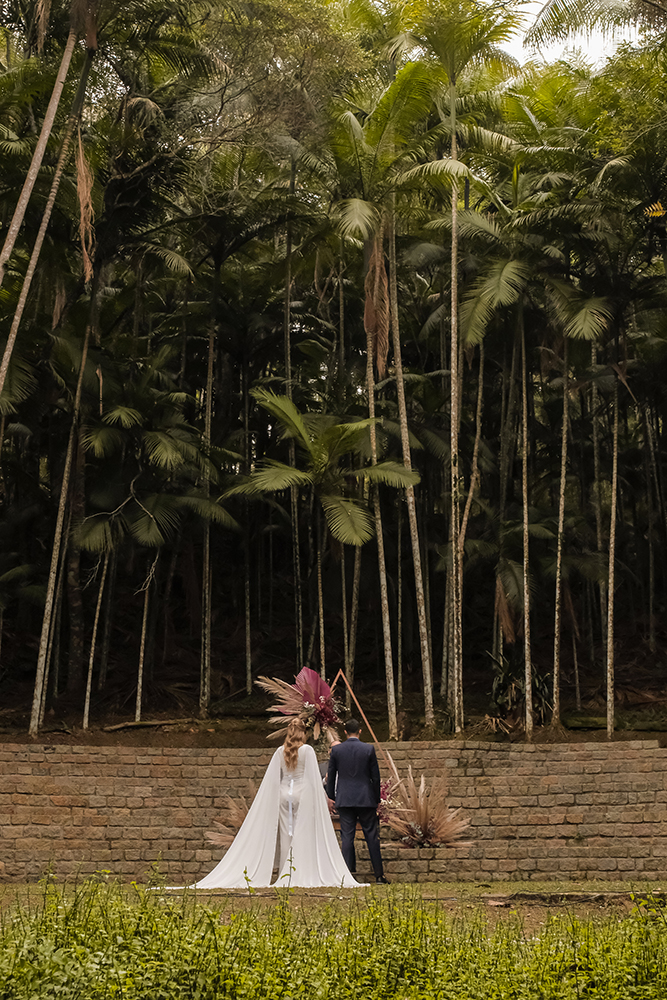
[194,743,364,889]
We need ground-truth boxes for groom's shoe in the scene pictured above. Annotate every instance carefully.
[375,876,389,884]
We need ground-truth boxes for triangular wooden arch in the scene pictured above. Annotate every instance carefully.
[329,669,390,767]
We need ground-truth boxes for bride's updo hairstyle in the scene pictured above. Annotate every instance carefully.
[283,718,308,770]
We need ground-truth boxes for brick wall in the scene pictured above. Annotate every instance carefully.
[1,739,666,883]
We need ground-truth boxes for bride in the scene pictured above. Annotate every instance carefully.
[195,718,364,889]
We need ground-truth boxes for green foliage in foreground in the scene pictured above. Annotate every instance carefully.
[1,880,667,999]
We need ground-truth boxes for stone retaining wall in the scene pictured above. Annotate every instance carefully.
[1,739,666,883]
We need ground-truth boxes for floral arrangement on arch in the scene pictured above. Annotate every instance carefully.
[256,666,342,740]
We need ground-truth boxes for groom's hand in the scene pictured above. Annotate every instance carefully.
[327,797,336,816]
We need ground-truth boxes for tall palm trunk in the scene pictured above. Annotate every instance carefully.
[591,343,607,653]
[135,557,156,724]
[0,28,79,288]
[365,302,398,739]
[285,161,303,668]
[338,243,346,376]
[440,567,451,698]
[552,336,569,725]
[82,551,110,730]
[97,547,117,690]
[572,623,581,711]
[646,449,656,654]
[460,345,484,556]
[520,308,533,738]
[340,546,349,677]
[39,518,70,726]
[347,544,362,714]
[0,45,96,397]
[29,299,94,734]
[606,379,619,739]
[448,77,464,734]
[66,433,86,693]
[243,362,252,695]
[645,404,667,540]
[397,497,403,707]
[317,512,326,678]
[200,310,216,716]
[643,407,657,652]
[387,210,434,731]
[160,540,179,668]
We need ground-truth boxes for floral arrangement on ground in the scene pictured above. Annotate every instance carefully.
[379,757,471,849]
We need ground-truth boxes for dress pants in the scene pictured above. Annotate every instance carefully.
[337,806,384,879]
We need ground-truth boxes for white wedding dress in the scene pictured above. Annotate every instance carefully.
[194,744,364,889]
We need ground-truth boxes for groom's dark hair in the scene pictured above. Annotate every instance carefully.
[344,718,360,734]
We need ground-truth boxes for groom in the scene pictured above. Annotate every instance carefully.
[326,718,388,884]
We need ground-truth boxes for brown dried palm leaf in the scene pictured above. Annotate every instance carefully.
[34,0,51,53]
[76,128,95,285]
[205,782,256,848]
[52,280,67,331]
[364,236,389,380]
[363,276,377,339]
[494,574,516,645]
[383,765,470,848]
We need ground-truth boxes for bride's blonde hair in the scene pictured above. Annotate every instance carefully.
[283,718,308,770]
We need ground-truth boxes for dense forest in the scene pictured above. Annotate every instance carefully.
[1,0,666,738]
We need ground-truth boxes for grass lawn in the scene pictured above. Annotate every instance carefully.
[1,878,667,998]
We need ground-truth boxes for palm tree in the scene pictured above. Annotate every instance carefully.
[410,0,524,732]
[529,0,667,49]
[233,390,418,709]
[0,6,81,289]
[335,65,438,728]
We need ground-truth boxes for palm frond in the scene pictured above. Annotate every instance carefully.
[0,356,38,414]
[126,493,182,547]
[76,515,124,554]
[175,494,239,530]
[142,431,187,471]
[332,198,381,240]
[139,243,194,277]
[401,156,471,185]
[102,406,144,428]
[461,260,531,344]
[320,494,374,546]
[354,461,421,489]
[251,389,315,455]
[366,60,434,151]
[80,425,124,458]
[227,461,313,497]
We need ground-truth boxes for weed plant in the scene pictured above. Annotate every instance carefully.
[1,878,666,998]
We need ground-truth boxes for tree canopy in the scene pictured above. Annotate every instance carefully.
[1,0,666,738]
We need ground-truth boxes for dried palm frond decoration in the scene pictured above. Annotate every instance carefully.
[205,782,256,849]
[381,756,470,849]
[256,666,341,740]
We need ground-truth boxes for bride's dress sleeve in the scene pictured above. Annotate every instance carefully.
[276,745,365,888]
[194,749,282,889]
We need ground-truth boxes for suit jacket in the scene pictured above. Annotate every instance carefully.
[326,737,381,808]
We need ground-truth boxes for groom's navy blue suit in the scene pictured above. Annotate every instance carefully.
[326,736,384,880]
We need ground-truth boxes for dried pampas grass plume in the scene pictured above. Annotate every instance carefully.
[205,781,256,849]
[382,754,471,849]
